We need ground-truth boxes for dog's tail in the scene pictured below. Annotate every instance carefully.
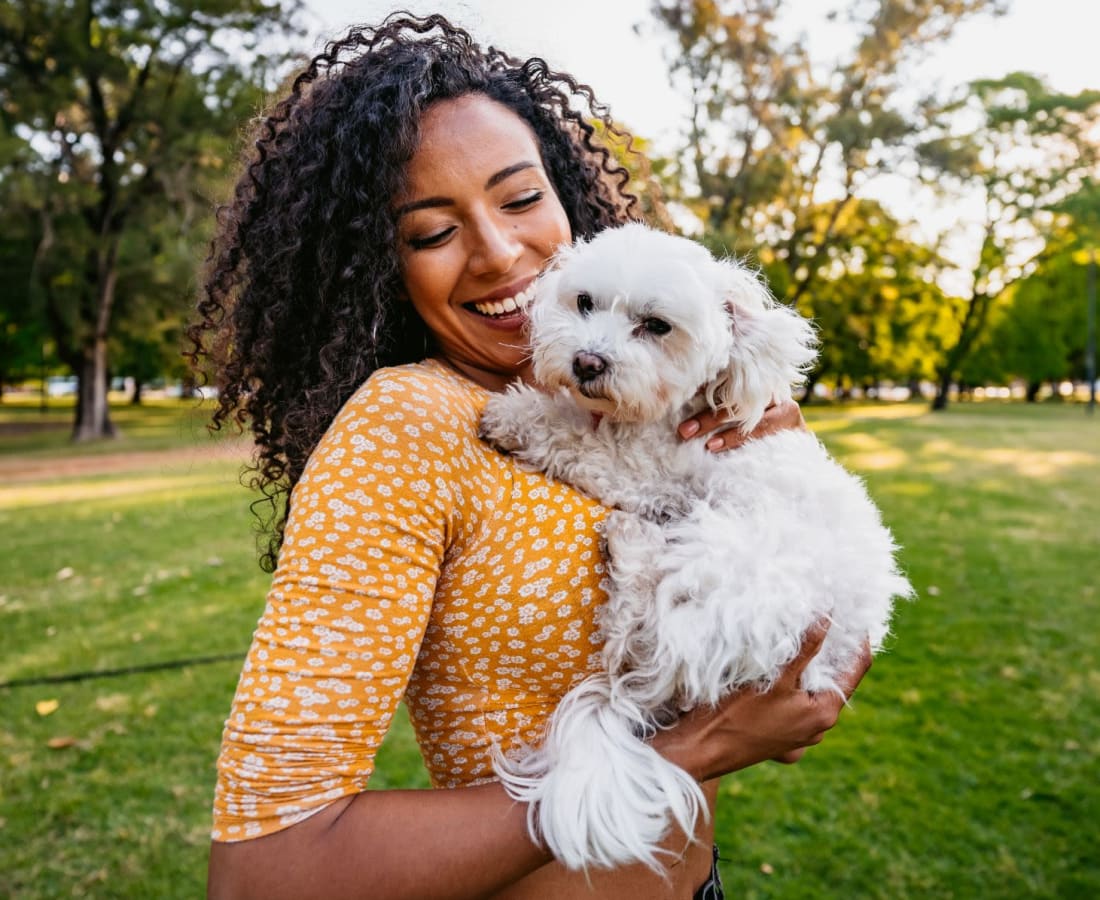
[493,672,706,873]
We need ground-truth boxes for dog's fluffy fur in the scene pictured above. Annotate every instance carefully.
[479,223,913,872]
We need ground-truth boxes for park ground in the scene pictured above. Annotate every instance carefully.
[0,398,1098,898]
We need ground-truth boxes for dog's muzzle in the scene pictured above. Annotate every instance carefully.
[572,351,608,384]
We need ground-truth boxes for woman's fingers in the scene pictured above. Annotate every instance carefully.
[778,619,831,687]
[835,639,873,700]
[678,399,806,453]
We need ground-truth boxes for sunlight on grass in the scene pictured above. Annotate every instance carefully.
[1,470,244,510]
[2,400,1098,898]
[827,431,910,470]
[916,438,1097,478]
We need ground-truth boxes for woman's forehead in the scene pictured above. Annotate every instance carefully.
[406,95,545,188]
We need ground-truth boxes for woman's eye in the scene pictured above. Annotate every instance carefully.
[641,317,671,336]
[407,227,455,250]
[505,190,543,211]
[577,292,594,315]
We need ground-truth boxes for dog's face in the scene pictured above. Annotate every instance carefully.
[528,224,817,428]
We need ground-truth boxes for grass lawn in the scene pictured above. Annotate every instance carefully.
[1,398,1097,898]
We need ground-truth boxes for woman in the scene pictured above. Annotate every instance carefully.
[191,14,870,899]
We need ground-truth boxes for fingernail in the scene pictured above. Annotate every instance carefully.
[706,436,724,452]
[680,420,700,438]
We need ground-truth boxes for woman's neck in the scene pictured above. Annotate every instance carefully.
[431,355,530,393]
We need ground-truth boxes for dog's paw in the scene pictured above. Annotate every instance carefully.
[605,510,665,560]
[478,396,527,454]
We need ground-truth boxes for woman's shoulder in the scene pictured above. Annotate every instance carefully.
[315,359,488,461]
[342,359,485,425]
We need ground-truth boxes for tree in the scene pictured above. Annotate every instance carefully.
[111,203,210,403]
[0,0,298,439]
[962,181,1100,398]
[650,0,1003,313]
[917,74,1100,408]
[0,199,46,399]
[753,197,955,397]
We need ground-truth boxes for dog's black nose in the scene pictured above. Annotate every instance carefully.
[572,351,608,383]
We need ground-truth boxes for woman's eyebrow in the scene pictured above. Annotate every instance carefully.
[396,161,539,218]
[485,160,537,189]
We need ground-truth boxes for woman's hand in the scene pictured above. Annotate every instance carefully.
[678,398,805,453]
[651,623,873,782]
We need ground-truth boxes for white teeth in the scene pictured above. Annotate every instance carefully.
[472,282,536,316]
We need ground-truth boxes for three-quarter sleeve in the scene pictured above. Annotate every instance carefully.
[212,370,457,841]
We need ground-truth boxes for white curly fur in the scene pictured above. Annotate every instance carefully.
[479,223,913,873]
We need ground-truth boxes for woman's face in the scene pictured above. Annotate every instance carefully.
[396,94,573,391]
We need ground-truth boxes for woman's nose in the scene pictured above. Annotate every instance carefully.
[468,215,523,276]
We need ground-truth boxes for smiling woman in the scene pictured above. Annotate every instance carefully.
[396,95,572,390]
[187,12,866,900]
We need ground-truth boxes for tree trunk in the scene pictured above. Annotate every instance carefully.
[799,369,821,405]
[72,237,121,441]
[932,365,952,410]
[1025,380,1041,402]
[130,377,144,405]
[72,338,118,440]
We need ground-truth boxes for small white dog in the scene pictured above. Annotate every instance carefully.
[479,223,912,873]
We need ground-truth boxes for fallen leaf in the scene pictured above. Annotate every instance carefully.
[47,736,77,749]
[926,585,941,596]
[56,567,74,581]
[35,699,60,717]
[760,863,774,875]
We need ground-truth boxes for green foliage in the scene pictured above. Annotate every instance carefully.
[959,180,1100,392]
[0,0,300,434]
[917,75,1100,407]
[651,2,1100,405]
[650,0,1007,393]
[754,199,958,390]
[2,401,1098,896]
[652,0,1001,287]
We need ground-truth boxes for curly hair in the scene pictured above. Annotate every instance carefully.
[187,13,646,570]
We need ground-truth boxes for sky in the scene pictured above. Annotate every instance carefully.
[295,1,1096,275]
[299,0,1096,155]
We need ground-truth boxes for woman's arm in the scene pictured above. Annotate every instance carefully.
[208,782,552,900]
[208,625,870,900]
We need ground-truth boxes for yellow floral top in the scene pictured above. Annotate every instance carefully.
[212,359,609,841]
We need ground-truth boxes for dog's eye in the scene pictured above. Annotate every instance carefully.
[641,317,671,336]
[576,292,594,316]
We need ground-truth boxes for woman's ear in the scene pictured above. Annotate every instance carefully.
[705,260,819,433]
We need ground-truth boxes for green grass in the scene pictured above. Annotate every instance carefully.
[0,394,240,457]
[1,399,1097,898]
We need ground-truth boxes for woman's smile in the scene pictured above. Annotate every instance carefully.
[396,94,573,391]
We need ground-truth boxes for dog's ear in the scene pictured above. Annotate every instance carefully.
[704,259,819,433]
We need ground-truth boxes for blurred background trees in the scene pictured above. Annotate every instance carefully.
[0,0,300,438]
[651,0,1099,407]
[1,0,1097,428]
